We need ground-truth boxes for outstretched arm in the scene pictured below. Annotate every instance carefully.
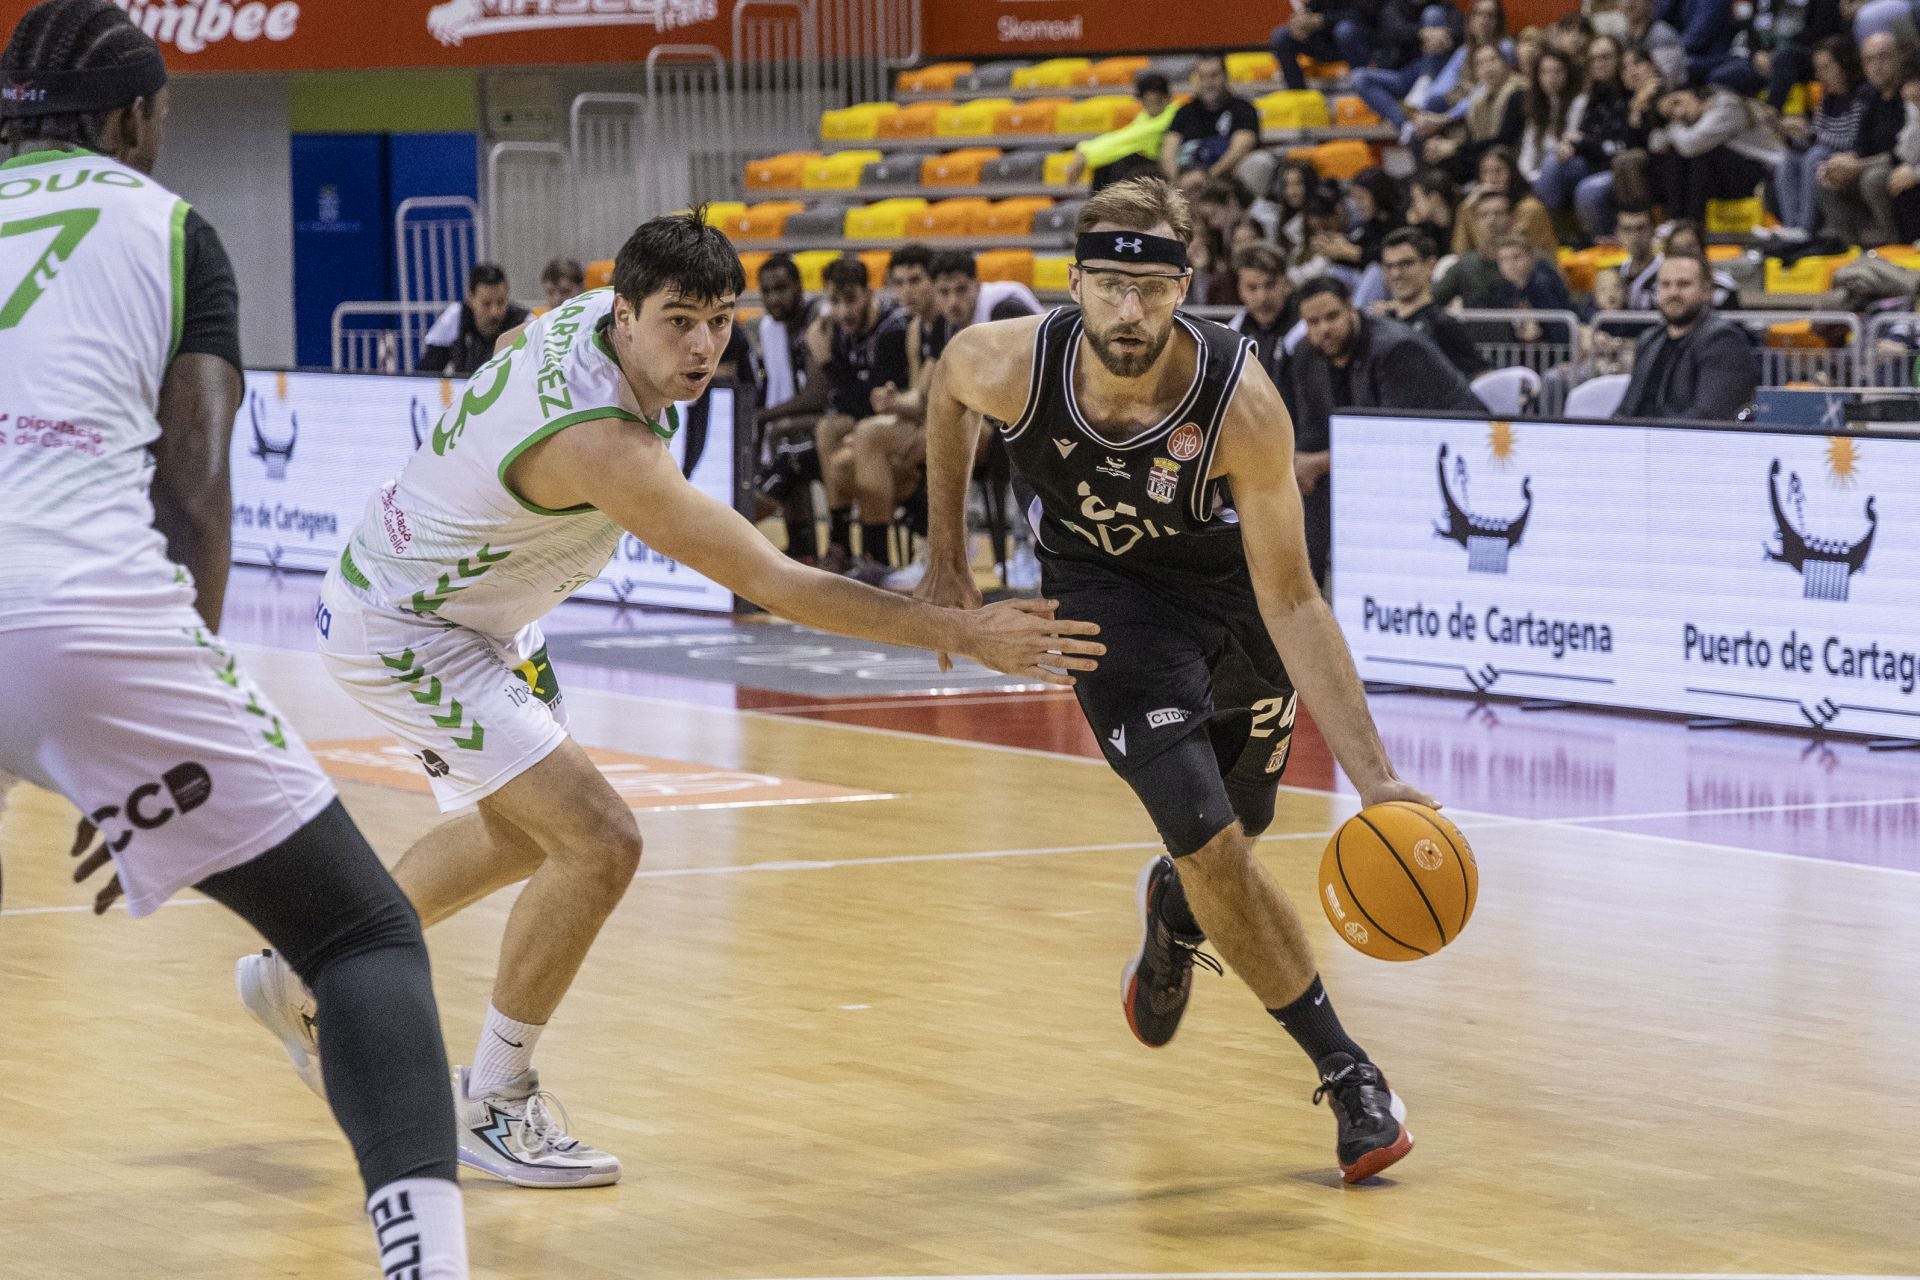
[1215,362,1436,808]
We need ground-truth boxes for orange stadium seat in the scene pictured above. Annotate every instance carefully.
[1226,51,1280,83]
[1079,56,1151,87]
[877,102,947,140]
[726,201,807,240]
[978,197,1055,236]
[744,151,817,191]
[1706,244,1744,263]
[844,198,931,238]
[1012,57,1092,89]
[1555,246,1626,292]
[936,99,1015,138]
[995,99,1072,134]
[976,248,1037,286]
[1058,95,1143,133]
[896,62,973,94]
[1877,244,1920,269]
[1043,150,1089,186]
[585,259,614,290]
[922,148,1004,186]
[1333,95,1381,126]
[909,197,994,237]
[1033,255,1073,291]
[821,102,898,141]
[1301,57,1349,79]
[803,150,884,190]
[1258,89,1332,129]
[737,251,771,291]
[791,249,844,292]
[859,249,893,287]
[1303,138,1374,179]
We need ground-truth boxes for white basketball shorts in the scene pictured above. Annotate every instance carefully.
[0,621,336,916]
[315,572,569,813]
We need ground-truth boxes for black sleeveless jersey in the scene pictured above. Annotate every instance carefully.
[825,299,900,418]
[997,306,1255,580]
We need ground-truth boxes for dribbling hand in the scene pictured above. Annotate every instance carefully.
[955,597,1103,687]
[1359,778,1441,810]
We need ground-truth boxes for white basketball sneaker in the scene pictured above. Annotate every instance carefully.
[454,1066,622,1188]
[235,949,326,1099]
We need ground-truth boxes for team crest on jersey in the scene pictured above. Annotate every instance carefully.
[1167,422,1204,462]
[1147,458,1180,504]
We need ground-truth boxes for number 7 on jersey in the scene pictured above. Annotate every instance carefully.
[0,208,101,331]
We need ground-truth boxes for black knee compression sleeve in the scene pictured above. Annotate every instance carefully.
[197,799,457,1192]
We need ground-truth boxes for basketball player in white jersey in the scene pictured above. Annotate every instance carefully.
[0,2,470,1275]
[238,212,1105,1188]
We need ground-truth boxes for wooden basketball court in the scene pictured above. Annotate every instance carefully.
[3,624,1917,1279]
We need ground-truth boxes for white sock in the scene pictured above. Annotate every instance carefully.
[367,1176,468,1280]
[467,1003,544,1097]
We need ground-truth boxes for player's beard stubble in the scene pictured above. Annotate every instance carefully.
[1083,315,1176,379]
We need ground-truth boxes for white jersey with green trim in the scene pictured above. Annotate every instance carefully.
[336,288,674,637]
[0,147,195,630]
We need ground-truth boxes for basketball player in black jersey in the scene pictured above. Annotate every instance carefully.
[917,178,1439,1184]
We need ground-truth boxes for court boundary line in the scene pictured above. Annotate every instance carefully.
[731,1273,1916,1280]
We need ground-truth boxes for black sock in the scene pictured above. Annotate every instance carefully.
[784,512,815,558]
[828,508,852,554]
[1161,861,1203,937]
[860,522,893,565]
[1269,976,1369,1070]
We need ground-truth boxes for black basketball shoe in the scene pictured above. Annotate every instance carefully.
[1122,856,1222,1047]
[1313,1052,1413,1183]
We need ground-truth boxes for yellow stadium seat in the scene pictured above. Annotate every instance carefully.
[896,62,973,94]
[1764,250,1859,293]
[725,201,807,240]
[978,197,1055,236]
[792,249,844,292]
[1057,95,1143,134]
[698,202,747,228]
[802,149,884,190]
[1258,89,1332,130]
[1333,94,1381,126]
[859,249,893,288]
[1080,56,1151,87]
[1034,255,1072,291]
[976,248,1038,286]
[1012,57,1092,89]
[1227,51,1280,83]
[843,198,931,239]
[995,98,1072,135]
[744,152,816,191]
[1043,150,1088,186]
[585,259,614,290]
[1705,196,1762,234]
[922,147,1004,186]
[909,197,994,237]
[821,102,898,141]
[936,99,1015,138]
[1305,138,1375,179]
[878,101,948,140]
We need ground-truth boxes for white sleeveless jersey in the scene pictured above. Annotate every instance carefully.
[0,148,195,630]
[337,288,674,636]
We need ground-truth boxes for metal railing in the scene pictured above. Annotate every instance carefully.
[734,0,820,157]
[485,142,576,306]
[1591,310,1864,388]
[1862,311,1920,387]
[331,301,451,373]
[1454,308,1583,375]
[394,197,483,366]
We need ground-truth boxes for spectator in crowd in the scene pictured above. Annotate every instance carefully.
[1603,42,1673,223]
[1374,0,1452,77]
[1406,168,1461,251]
[1623,0,1689,85]
[1162,54,1275,198]
[1885,74,1920,238]
[1517,45,1587,198]
[1662,220,1742,306]
[883,243,938,331]
[1422,41,1526,183]
[1316,167,1404,283]
[1550,11,1594,63]
[1615,204,1665,308]
[1065,71,1180,191]
[1196,173,1282,246]
[1373,226,1490,378]
[1512,24,1548,81]
[1495,232,1576,345]
[1435,186,1569,308]
[1715,0,1845,110]
[928,249,1044,333]
[1186,223,1234,305]
[1617,253,1758,420]
[1286,190,1349,284]
[1290,275,1487,586]
[1775,34,1866,233]
[1653,82,1786,225]
[1537,267,1639,414]
[1455,147,1556,253]
[539,257,585,312]
[1227,242,1301,392]
[1352,5,1461,135]
[1815,30,1909,245]
[1549,34,1638,234]
[415,262,529,377]
[751,253,824,561]
[1273,157,1321,246]
[1272,0,1375,92]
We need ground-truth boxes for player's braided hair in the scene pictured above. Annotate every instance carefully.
[1,0,159,152]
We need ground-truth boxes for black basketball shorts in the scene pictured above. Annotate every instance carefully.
[1041,552,1299,858]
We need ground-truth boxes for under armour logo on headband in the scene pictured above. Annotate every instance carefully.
[1114,237,1143,253]
[1074,230,1190,270]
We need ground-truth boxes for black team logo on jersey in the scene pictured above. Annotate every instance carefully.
[417,749,452,779]
[248,390,298,480]
[1765,457,1876,601]
[1435,441,1532,574]
[85,763,214,854]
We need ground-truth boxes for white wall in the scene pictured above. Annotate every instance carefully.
[155,75,295,368]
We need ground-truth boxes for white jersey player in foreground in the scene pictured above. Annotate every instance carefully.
[240,211,1105,1187]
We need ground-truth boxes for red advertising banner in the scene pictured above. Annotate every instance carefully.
[0,0,732,72]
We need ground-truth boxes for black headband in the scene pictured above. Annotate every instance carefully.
[0,55,168,119]
[1075,230,1189,270]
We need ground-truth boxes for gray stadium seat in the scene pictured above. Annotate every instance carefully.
[1149,54,1198,83]
[982,149,1051,184]
[960,61,1022,91]
[861,154,929,186]
[781,205,853,239]
[1032,201,1086,248]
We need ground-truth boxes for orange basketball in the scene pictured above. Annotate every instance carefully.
[1318,801,1477,961]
